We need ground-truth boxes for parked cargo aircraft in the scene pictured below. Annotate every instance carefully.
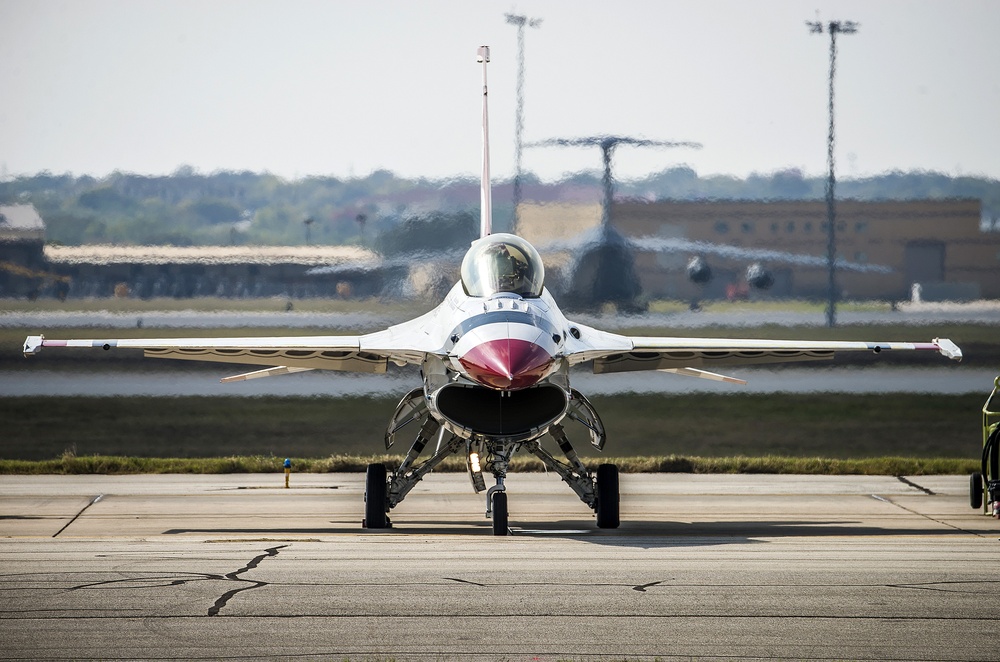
[23,47,962,535]
[524,135,892,310]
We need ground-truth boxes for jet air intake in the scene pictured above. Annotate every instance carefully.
[434,383,568,441]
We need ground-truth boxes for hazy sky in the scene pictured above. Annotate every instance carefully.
[1,0,998,182]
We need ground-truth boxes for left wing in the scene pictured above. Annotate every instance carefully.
[23,334,390,373]
[23,314,446,379]
[562,324,962,375]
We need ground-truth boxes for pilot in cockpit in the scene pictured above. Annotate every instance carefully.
[460,233,544,298]
[492,242,530,292]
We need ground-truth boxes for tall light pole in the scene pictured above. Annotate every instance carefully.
[807,19,858,328]
[505,12,541,231]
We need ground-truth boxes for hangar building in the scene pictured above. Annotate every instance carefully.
[43,244,387,299]
[518,198,1000,302]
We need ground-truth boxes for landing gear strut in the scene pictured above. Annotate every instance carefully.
[525,425,620,529]
[363,411,465,530]
[366,389,621,533]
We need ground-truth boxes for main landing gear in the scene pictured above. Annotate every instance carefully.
[595,463,620,529]
[363,463,389,530]
[362,439,620,536]
[362,450,620,536]
[364,390,620,535]
[362,414,464,531]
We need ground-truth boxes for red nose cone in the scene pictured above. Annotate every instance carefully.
[460,338,554,390]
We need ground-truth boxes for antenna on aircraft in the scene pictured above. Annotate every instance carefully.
[477,46,492,238]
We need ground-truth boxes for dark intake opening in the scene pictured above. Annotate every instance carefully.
[436,384,567,436]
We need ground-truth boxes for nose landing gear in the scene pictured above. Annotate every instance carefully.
[484,443,515,536]
[488,488,509,536]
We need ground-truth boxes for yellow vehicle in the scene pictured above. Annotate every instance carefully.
[972,376,1000,516]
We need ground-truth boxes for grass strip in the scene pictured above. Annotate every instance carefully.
[0,453,978,476]
[2,393,985,461]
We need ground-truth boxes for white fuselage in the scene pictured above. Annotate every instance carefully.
[414,283,575,444]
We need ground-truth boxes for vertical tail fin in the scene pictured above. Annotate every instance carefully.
[477,45,492,238]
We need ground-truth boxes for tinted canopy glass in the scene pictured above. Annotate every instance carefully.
[460,233,545,297]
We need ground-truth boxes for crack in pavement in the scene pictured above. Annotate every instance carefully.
[895,475,936,495]
[444,577,486,587]
[208,544,288,616]
[887,579,1000,595]
[52,494,103,538]
[64,544,289,617]
[870,494,992,539]
[443,577,671,593]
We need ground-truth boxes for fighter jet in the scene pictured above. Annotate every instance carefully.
[23,47,962,535]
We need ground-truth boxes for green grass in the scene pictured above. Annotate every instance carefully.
[0,453,977,476]
[1,393,985,465]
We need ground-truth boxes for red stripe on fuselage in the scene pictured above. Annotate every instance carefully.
[459,338,554,391]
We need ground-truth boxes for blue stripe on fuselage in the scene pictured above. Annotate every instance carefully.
[448,310,560,351]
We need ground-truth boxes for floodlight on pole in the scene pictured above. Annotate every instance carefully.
[806,19,859,328]
[505,12,542,230]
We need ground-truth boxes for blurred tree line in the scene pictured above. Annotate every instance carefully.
[1,166,996,248]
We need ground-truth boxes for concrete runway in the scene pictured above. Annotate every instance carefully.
[2,473,999,660]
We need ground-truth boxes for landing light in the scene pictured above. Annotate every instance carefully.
[469,452,482,473]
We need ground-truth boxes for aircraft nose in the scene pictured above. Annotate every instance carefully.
[460,337,554,390]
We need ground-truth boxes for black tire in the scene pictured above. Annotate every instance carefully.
[595,463,620,529]
[364,463,388,529]
[492,491,509,536]
[971,472,983,510]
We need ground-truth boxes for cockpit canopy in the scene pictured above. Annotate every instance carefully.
[460,233,545,298]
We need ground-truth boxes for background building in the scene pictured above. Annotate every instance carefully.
[0,204,67,298]
[44,245,386,299]
[519,198,999,302]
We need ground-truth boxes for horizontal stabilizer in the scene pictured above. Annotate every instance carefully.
[221,366,314,383]
[659,367,747,385]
